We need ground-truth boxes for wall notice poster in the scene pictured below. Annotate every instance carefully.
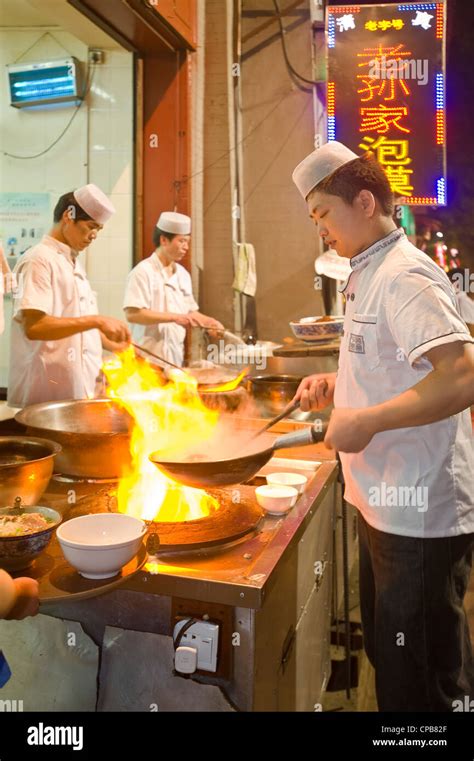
[0,193,51,258]
[327,2,446,205]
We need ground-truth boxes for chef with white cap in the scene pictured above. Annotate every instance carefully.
[291,141,474,711]
[8,184,131,408]
[124,211,223,366]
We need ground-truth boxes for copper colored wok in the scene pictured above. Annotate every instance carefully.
[149,424,326,488]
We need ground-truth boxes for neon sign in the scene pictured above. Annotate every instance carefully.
[327,2,446,205]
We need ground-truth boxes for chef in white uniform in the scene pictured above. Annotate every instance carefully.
[8,184,130,408]
[124,211,223,366]
[292,142,474,711]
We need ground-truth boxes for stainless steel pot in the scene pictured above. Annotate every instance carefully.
[16,399,134,479]
[0,437,62,506]
[245,375,302,416]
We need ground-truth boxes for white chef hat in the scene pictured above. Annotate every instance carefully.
[157,211,191,235]
[73,184,116,224]
[292,141,359,200]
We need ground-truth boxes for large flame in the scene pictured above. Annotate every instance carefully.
[103,348,221,522]
[200,368,248,393]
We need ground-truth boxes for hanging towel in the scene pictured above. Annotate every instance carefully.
[232,243,257,297]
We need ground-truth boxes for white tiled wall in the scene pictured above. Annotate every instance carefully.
[0,29,134,388]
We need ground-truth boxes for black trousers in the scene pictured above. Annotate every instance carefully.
[358,513,474,712]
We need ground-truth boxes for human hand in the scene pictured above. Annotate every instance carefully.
[324,407,376,453]
[294,373,336,411]
[0,571,39,620]
[97,316,131,343]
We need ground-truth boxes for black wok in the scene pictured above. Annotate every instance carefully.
[149,424,327,488]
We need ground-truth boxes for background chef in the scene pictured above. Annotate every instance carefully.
[8,183,130,409]
[123,211,223,367]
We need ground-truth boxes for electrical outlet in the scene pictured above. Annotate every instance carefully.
[173,619,219,673]
[89,49,104,65]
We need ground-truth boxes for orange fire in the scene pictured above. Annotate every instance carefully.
[102,348,221,523]
[201,368,248,393]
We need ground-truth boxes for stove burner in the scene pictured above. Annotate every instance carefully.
[52,473,117,485]
[146,485,263,551]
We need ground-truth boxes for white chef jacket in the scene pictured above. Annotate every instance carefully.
[123,252,198,367]
[334,228,474,538]
[456,291,474,325]
[8,235,102,408]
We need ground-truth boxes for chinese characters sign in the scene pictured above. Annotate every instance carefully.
[327,3,446,205]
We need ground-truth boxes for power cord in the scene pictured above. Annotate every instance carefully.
[272,0,321,88]
[172,617,198,679]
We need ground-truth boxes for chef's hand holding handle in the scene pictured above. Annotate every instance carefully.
[272,421,329,451]
[293,372,337,412]
[96,316,131,344]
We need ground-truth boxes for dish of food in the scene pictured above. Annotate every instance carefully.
[0,512,54,538]
[290,315,344,343]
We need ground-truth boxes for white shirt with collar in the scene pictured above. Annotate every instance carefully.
[335,228,474,538]
[123,251,198,367]
[8,235,102,408]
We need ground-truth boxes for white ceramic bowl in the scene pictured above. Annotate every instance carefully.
[56,513,147,579]
[255,484,299,515]
[266,472,308,495]
[289,316,344,344]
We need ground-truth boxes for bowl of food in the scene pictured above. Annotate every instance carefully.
[56,513,147,579]
[255,484,299,515]
[0,436,62,507]
[0,504,62,571]
[289,315,344,344]
[266,472,308,494]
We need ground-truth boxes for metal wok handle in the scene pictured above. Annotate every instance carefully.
[272,422,328,451]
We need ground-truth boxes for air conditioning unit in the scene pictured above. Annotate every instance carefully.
[7,57,84,109]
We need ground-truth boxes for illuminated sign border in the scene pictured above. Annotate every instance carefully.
[327,2,447,206]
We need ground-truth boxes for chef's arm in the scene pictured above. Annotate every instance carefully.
[0,248,10,276]
[366,341,474,432]
[188,311,224,330]
[124,307,201,328]
[20,310,130,343]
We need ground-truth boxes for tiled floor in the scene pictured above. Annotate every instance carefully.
[322,551,474,712]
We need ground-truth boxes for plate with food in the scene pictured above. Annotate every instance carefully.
[289,315,344,343]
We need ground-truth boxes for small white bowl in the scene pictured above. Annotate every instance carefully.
[255,484,299,515]
[266,472,308,494]
[56,513,146,579]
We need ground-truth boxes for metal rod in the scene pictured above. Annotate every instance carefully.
[131,343,186,374]
[249,399,301,440]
